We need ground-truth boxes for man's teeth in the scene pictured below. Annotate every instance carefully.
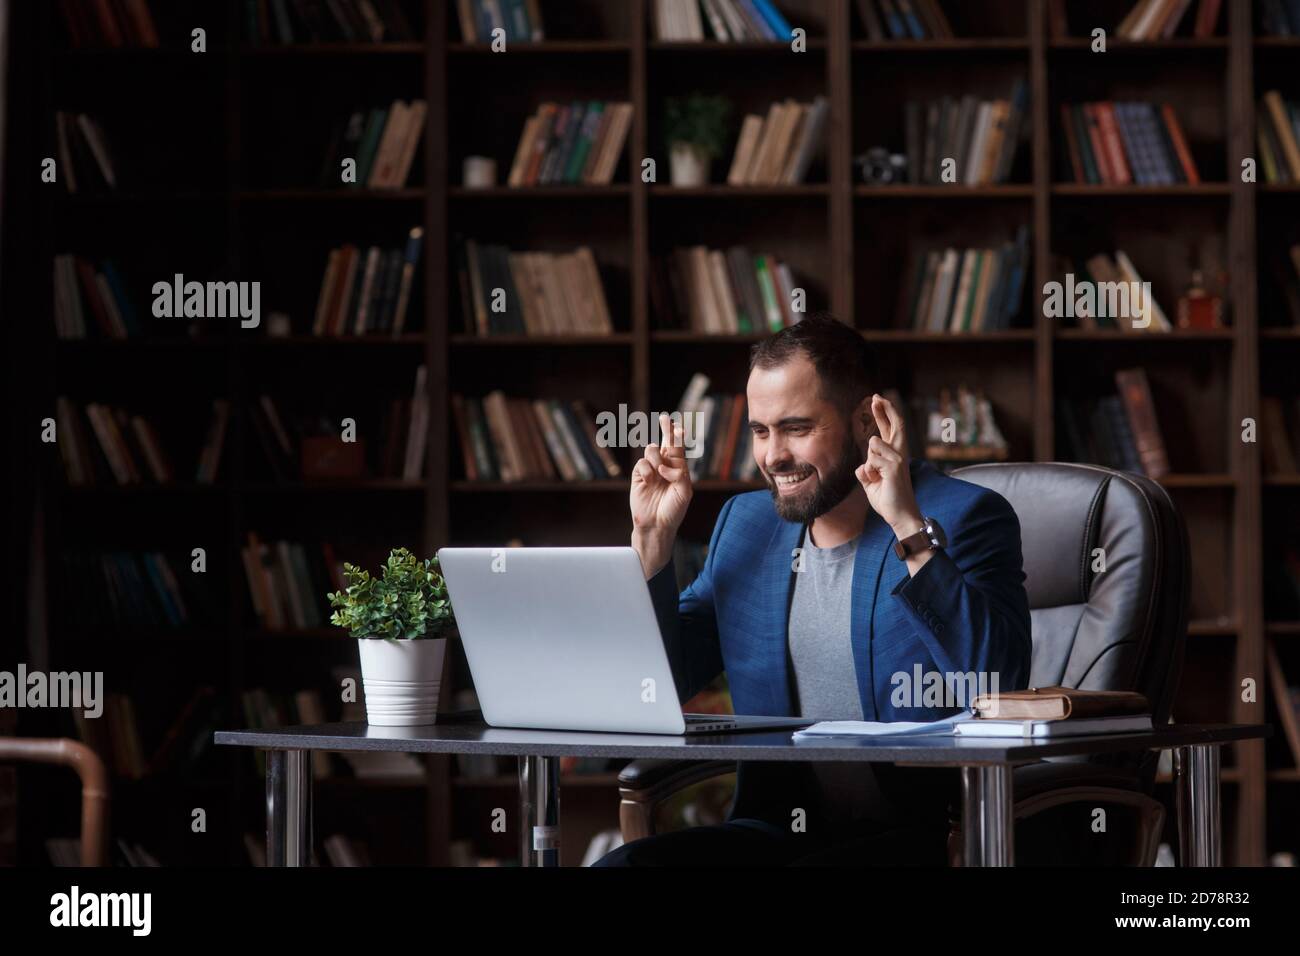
[774,472,810,486]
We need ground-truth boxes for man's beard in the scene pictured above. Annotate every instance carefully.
[764,430,863,524]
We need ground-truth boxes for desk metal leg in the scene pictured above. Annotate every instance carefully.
[518,755,560,867]
[1174,744,1221,867]
[962,765,1014,866]
[267,749,312,867]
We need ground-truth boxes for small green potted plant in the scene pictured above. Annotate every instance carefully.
[327,548,456,726]
[664,93,732,187]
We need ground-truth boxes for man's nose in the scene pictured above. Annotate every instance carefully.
[765,434,790,471]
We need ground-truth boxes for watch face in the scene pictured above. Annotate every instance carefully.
[926,517,947,548]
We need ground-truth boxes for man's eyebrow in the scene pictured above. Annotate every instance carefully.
[749,416,815,429]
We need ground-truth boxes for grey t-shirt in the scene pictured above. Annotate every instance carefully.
[788,526,896,828]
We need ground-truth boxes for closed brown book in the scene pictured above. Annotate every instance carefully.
[1115,367,1171,478]
[972,686,1150,721]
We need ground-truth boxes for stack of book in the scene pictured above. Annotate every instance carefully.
[60,550,210,633]
[241,533,345,632]
[855,0,953,40]
[726,96,828,185]
[1258,0,1300,34]
[1050,251,1173,331]
[52,255,140,338]
[1111,0,1218,39]
[898,227,1030,333]
[913,386,1009,463]
[1056,368,1171,478]
[54,112,117,193]
[56,0,160,47]
[251,368,427,481]
[1058,102,1199,185]
[54,397,230,486]
[310,227,423,336]
[957,687,1152,739]
[1259,396,1300,474]
[318,102,426,189]
[246,0,417,44]
[453,239,613,336]
[1049,0,1222,38]
[677,373,761,482]
[651,245,806,333]
[901,80,1028,185]
[506,101,633,186]
[1257,91,1300,185]
[451,393,621,482]
[652,0,795,42]
[454,0,545,42]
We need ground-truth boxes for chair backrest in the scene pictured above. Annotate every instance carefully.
[952,462,1190,782]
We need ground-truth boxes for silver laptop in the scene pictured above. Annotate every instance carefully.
[436,546,812,735]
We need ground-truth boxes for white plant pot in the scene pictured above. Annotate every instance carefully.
[357,636,447,726]
[669,142,710,187]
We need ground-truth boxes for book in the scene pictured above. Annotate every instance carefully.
[954,715,1154,737]
[506,100,631,186]
[971,686,1150,720]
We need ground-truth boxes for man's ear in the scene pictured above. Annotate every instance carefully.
[853,396,878,445]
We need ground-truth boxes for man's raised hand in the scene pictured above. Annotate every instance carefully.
[630,413,693,578]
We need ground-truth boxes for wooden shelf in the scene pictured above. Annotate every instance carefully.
[651,331,769,343]
[237,188,426,201]
[1055,328,1234,341]
[449,185,630,198]
[651,40,825,52]
[241,43,425,55]
[247,334,426,346]
[449,40,631,54]
[852,38,1028,52]
[451,480,625,493]
[1049,38,1228,51]
[1051,183,1232,197]
[650,184,828,197]
[451,333,633,346]
[862,329,1035,342]
[244,480,426,493]
[855,184,1033,198]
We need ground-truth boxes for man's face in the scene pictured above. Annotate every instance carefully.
[746,354,865,524]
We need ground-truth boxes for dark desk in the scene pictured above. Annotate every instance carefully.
[215,720,1267,867]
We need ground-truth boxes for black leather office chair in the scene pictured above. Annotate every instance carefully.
[617,462,1190,865]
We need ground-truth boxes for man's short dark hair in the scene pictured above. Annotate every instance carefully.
[749,313,878,417]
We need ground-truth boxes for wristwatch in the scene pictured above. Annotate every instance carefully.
[894,515,946,560]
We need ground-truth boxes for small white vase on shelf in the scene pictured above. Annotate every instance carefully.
[669,142,711,187]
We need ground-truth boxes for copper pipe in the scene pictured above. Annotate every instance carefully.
[0,738,110,866]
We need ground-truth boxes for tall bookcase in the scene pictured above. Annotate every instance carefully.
[18,0,1300,866]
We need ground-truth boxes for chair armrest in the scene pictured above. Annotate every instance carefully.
[0,737,110,866]
[617,759,736,800]
[617,759,736,843]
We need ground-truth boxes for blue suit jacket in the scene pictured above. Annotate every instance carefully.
[647,458,1032,823]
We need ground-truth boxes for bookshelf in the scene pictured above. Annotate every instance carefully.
[13,0,1300,866]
